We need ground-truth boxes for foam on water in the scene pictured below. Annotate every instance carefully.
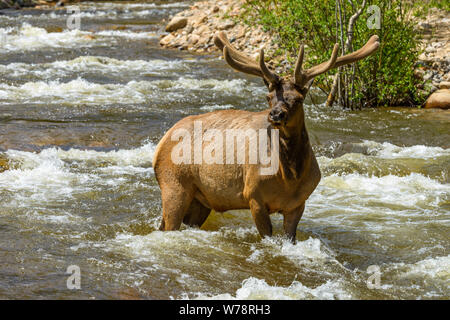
[0,78,144,105]
[200,104,235,111]
[95,29,157,39]
[54,142,156,167]
[193,277,352,300]
[0,142,156,198]
[93,228,349,299]
[392,255,450,280]
[315,172,449,212]
[0,56,189,80]
[0,78,260,105]
[0,23,156,52]
[248,237,332,264]
[314,140,449,218]
[102,228,242,261]
[360,141,450,159]
[1,148,89,195]
[0,23,94,52]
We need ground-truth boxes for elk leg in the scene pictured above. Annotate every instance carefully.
[183,198,211,228]
[249,199,272,238]
[159,183,194,231]
[283,203,305,243]
[159,217,165,231]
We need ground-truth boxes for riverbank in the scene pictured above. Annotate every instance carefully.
[159,0,283,71]
[159,0,450,106]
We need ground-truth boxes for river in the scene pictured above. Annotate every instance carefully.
[0,1,448,299]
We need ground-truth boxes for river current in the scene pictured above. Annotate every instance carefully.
[0,1,448,299]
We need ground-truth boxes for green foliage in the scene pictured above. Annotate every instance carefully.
[241,0,438,107]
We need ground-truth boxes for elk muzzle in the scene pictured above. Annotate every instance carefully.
[268,105,286,125]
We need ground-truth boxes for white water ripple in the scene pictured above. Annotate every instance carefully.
[0,77,258,105]
[0,23,156,52]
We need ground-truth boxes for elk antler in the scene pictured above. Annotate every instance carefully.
[214,31,279,87]
[294,35,380,88]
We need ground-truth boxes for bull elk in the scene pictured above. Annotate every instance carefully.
[153,31,379,241]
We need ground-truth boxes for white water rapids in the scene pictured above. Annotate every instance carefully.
[0,1,448,300]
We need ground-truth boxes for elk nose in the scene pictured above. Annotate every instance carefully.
[269,108,285,124]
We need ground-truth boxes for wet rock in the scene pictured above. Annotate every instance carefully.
[425,89,450,109]
[45,25,63,33]
[165,16,188,32]
[0,155,9,173]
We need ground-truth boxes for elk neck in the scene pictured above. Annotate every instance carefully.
[275,110,313,182]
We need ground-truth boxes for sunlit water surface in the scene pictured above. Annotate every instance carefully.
[0,1,448,299]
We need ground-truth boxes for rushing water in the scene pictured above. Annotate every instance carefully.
[0,1,448,300]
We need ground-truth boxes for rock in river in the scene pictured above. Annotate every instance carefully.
[0,155,9,173]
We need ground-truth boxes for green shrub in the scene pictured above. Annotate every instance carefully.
[241,0,439,108]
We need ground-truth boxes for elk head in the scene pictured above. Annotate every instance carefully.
[214,32,380,131]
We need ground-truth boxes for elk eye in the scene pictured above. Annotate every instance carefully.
[266,95,271,102]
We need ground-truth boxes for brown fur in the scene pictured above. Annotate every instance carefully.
[153,32,379,242]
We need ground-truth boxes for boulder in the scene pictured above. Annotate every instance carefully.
[165,17,188,32]
[424,89,450,109]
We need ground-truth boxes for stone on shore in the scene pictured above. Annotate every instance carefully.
[424,89,450,109]
[165,16,188,32]
[0,155,9,173]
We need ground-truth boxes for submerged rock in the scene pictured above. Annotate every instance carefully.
[0,155,9,173]
[425,89,450,109]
